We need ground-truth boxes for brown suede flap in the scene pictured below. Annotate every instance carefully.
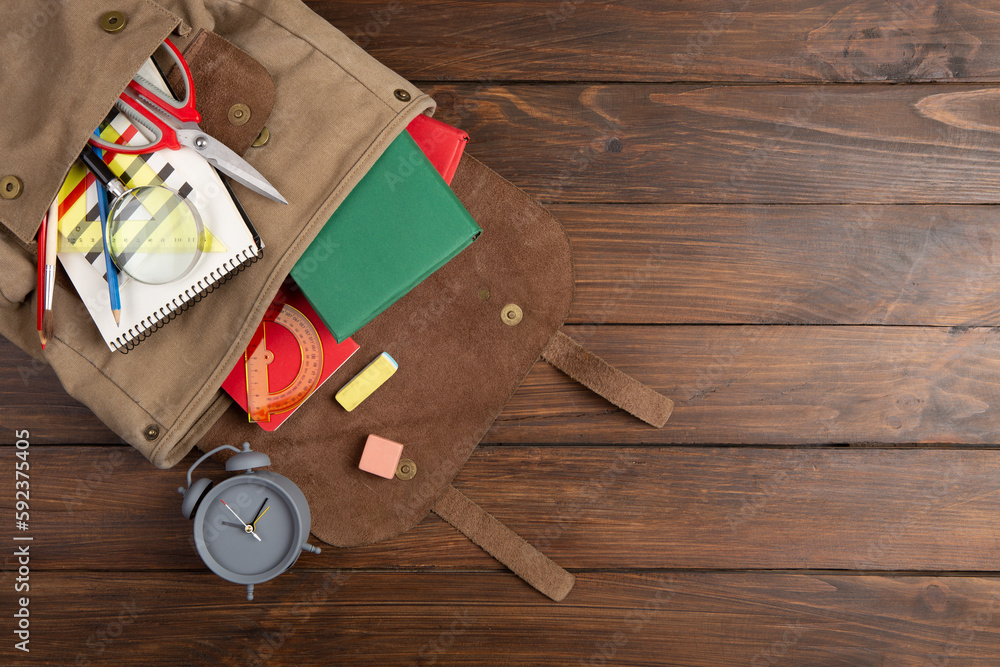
[167,29,274,156]
[201,155,575,547]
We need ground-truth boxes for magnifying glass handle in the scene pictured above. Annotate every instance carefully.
[79,145,128,199]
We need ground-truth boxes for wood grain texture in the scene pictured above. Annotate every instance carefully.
[0,340,119,445]
[426,83,1000,204]
[556,204,1000,326]
[493,324,1000,445]
[7,323,1000,446]
[8,3,1000,664]
[6,445,1000,572]
[304,0,1000,83]
[6,571,1000,666]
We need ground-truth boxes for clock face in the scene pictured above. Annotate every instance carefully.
[195,476,301,583]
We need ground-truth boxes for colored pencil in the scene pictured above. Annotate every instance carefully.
[92,134,121,325]
[36,212,46,348]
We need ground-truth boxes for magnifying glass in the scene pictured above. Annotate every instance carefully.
[79,145,204,285]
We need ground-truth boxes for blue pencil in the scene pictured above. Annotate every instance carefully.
[92,131,121,326]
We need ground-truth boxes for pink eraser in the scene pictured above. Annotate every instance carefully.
[359,435,404,479]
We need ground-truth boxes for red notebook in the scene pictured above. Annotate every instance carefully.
[221,278,359,431]
[222,117,466,428]
[405,114,468,185]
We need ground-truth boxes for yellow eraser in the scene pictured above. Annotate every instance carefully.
[335,352,398,412]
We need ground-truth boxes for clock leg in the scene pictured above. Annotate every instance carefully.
[247,584,254,601]
[302,542,322,554]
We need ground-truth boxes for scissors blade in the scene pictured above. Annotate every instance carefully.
[175,129,288,204]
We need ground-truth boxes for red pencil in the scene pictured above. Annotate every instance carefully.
[36,212,46,348]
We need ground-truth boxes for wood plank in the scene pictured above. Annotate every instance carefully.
[6,323,1000,446]
[10,4,1000,666]
[9,203,1000,445]
[487,324,1000,445]
[8,571,1000,665]
[557,204,1000,326]
[306,0,1000,83]
[0,341,119,445]
[8,445,1000,572]
[11,204,1000,371]
[425,83,1000,204]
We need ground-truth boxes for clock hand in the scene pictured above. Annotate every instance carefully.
[252,506,270,529]
[250,497,269,525]
[220,500,262,542]
[221,521,245,529]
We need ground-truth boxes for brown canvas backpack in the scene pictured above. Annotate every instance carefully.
[0,0,672,601]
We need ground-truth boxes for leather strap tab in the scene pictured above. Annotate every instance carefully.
[542,330,673,427]
[432,485,575,602]
[168,29,275,156]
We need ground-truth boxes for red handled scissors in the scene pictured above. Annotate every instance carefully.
[88,39,287,205]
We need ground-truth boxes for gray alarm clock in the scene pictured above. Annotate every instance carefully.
[178,442,321,600]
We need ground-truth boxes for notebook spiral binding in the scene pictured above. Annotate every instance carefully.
[111,248,263,353]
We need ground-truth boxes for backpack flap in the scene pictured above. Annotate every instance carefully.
[201,154,576,546]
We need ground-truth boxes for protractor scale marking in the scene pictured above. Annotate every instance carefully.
[245,305,324,423]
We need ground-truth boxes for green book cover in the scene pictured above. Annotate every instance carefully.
[290,131,481,341]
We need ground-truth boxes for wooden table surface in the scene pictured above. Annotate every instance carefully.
[6,1,1000,664]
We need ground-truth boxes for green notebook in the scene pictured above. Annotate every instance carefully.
[290,131,481,341]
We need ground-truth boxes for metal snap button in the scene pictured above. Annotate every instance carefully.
[501,304,523,326]
[252,126,270,147]
[101,11,127,33]
[0,176,23,200]
[228,103,251,126]
[144,424,160,441]
[395,459,417,480]
[394,89,411,102]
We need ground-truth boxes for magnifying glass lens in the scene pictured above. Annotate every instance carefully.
[107,185,203,285]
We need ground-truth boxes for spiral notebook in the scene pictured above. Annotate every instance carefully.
[57,61,263,352]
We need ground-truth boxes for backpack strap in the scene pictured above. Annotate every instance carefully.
[432,484,575,602]
[542,330,674,427]
[429,332,670,600]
